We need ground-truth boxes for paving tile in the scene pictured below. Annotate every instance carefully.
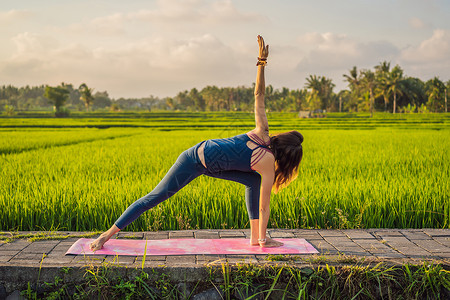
[64,237,85,242]
[0,255,14,262]
[196,254,226,263]
[413,239,450,253]
[338,249,373,256]
[169,231,194,239]
[0,250,20,256]
[7,258,43,265]
[0,240,31,251]
[42,256,75,264]
[51,242,74,253]
[117,232,144,239]
[318,230,346,237]
[135,255,166,262]
[13,252,46,260]
[104,255,136,265]
[394,246,434,257]
[374,230,403,237]
[219,231,246,238]
[335,246,371,256]
[138,257,168,267]
[381,236,413,247]
[194,231,220,239]
[140,261,167,268]
[308,240,338,254]
[24,241,60,253]
[144,232,169,240]
[254,254,270,262]
[225,255,258,264]
[292,229,319,235]
[242,230,252,238]
[423,229,450,237]
[292,230,322,240]
[435,252,450,259]
[72,255,106,264]
[268,231,295,238]
[373,252,407,259]
[353,240,393,252]
[46,251,68,258]
[166,255,196,265]
[342,230,375,240]
[434,237,450,247]
[323,236,356,245]
[400,230,432,240]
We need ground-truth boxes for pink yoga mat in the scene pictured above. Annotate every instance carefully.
[65,238,318,256]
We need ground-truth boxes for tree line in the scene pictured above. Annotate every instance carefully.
[1,61,448,116]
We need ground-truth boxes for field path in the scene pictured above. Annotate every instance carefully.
[1,228,449,296]
[1,228,448,275]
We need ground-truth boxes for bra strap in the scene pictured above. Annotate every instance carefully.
[248,132,269,146]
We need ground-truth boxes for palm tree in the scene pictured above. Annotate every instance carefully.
[360,69,377,117]
[425,77,446,112]
[343,66,363,112]
[305,75,335,111]
[446,80,449,113]
[343,66,360,91]
[336,90,350,112]
[79,83,94,112]
[374,61,391,112]
[305,75,321,92]
[383,65,405,114]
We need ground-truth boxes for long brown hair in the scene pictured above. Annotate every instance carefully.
[269,131,303,193]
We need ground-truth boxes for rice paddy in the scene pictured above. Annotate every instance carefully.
[0,112,448,231]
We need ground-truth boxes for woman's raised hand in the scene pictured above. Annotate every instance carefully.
[257,35,269,59]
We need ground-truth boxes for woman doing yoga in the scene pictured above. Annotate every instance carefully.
[89,35,303,251]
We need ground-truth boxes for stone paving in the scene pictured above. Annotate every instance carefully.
[1,229,449,268]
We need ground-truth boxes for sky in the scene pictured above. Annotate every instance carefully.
[0,0,449,98]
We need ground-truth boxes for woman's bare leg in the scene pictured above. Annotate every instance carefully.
[89,224,120,251]
[250,219,259,245]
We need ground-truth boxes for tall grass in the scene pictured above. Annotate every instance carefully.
[0,114,448,231]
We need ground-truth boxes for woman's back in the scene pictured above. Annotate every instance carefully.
[203,133,271,173]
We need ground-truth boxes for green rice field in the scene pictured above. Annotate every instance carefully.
[0,112,449,231]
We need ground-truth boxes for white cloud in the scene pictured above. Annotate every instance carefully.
[3,25,450,99]
[408,17,426,29]
[400,29,450,63]
[295,32,398,73]
[1,33,247,98]
[0,9,32,23]
[399,29,450,81]
[131,0,266,24]
[64,0,266,36]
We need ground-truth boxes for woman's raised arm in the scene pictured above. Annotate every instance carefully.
[254,35,269,136]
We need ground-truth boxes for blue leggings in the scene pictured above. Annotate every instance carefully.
[114,143,261,230]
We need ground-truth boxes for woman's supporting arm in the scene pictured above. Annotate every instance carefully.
[258,170,273,241]
[257,160,282,248]
[254,35,269,135]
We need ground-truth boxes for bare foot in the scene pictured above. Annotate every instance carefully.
[260,237,284,248]
[250,238,259,246]
[89,233,110,251]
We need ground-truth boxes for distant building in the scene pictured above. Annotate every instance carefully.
[298,110,311,118]
[298,109,326,118]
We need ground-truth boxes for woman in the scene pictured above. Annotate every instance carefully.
[89,35,303,251]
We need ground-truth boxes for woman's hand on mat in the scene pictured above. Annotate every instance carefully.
[257,35,269,59]
[89,234,109,251]
[260,237,283,248]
